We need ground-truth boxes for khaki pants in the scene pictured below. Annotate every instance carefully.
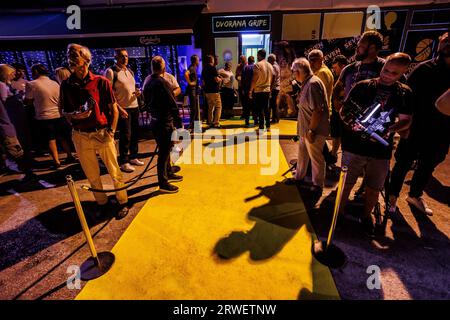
[205,93,222,125]
[72,129,128,206]
[295,135,326,188]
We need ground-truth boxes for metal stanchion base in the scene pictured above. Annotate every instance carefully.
[80,252,115,281]
[312,241,347,269]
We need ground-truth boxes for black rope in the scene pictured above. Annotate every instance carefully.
[81,145,159,193]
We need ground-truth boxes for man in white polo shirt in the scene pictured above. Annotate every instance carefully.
[24,64,74,169]
[105,48,144,173]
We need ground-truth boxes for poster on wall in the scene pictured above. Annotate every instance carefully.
[366,10,408,56]
[273,37,359,117]
[215,37,239,71]
[403,28,447,72]
[274,9,408,117]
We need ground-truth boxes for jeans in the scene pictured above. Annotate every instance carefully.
[119,107,140,164]
[253,92,270,129]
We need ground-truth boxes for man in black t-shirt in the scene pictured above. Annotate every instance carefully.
[339,53,413,237]
[184,54,199,130]
[201,55,222,128]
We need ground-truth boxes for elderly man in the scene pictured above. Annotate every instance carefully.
[286,58,330,194]
[60,44,129,219]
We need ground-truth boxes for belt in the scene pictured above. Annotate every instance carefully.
[73,126,108,133]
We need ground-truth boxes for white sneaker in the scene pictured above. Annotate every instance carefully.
[120,163,135,173]
[388,195,398,214]
[130,158,145,166]
[406,196,433,216]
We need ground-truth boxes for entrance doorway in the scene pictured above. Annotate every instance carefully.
[241,34,271,57]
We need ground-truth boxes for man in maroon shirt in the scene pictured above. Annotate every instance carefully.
[60,44,129,219]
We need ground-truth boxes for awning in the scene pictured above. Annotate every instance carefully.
[0,4,205,49]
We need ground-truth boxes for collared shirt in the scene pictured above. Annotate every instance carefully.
[104,65,138,109]
[297,75,330,138]
[25,76,61,120]
[60,71,115,131]
[271,62,281,91]
[253,59,274,93]
[314,64,334,110]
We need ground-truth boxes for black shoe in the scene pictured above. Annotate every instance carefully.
[159,183,179,193]
[50,162,62,170]
[168,173,183,182]
[116,205,129,220]
[284,177,307,186]
[170,165,181,174]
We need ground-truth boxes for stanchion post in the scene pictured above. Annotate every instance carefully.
[312,166,348,269]
[66,175,115,280]
[326,166,348,249]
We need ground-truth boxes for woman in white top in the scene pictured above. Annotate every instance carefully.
[218,62,236,119]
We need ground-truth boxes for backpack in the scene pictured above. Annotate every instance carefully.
[110,64,135,89]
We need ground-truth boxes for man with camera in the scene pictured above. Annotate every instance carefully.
[60,44,129,219]
[338,53,413,237]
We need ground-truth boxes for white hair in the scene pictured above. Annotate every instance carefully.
[291,58,313,76]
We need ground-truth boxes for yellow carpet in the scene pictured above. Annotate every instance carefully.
[76,120,339,300]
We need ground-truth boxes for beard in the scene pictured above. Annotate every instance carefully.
[355,51,369,61]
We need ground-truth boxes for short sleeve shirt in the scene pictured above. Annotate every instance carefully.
[60,71,115,130]
[25,76,61,120]
[341,79,413,159]
[339,57,385,97]
[297,75,330,138]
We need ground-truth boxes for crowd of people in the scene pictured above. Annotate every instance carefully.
[286,30,449,237]
[0,29,449,233]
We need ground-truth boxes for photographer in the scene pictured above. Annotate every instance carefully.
[338,53,413,236]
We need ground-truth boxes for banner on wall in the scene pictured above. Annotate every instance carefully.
[274,9,409,117]
[215,37,239,71]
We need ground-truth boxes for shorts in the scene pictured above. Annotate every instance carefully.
[38,117,71,141]
[330,108,341,138]
[342,151,390,191]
